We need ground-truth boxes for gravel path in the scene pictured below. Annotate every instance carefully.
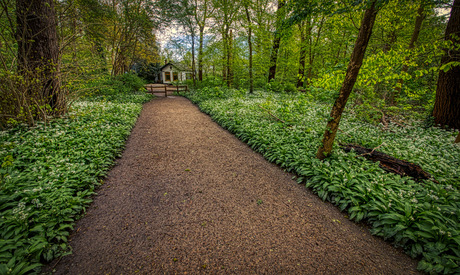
[45,96,420,274]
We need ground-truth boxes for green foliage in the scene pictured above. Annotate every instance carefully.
[266,79,299,93]
[80,73,147,100]
[185,90,460,274]
[114,73,146,93]
[0,91,153,273]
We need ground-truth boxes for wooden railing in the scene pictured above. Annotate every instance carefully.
[145,84,188,97]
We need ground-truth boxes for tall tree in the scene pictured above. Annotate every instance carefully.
[195,0,213,81]
[432,0,460,141]
[213,0,239,87]
[268,0,286,81]
[108,0,157,76]
[244,2,254,93]
[317,0,379,159]
[16,0,63,114]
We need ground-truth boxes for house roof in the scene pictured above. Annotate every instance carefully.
[160,62,192,72]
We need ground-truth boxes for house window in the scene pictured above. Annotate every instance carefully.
[185,73,192,80]
[164,72,171,82]
[173,72,178,81]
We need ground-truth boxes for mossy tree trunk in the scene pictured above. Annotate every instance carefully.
[16,0,62,113]
[316,1,379,160]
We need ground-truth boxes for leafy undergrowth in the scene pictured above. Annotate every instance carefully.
[183,88,460,274]
[0,92,153,274]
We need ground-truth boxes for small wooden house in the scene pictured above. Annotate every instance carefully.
[160,62,192,84]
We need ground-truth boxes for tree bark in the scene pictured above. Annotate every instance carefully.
[198,25,204,81]
[317,1,378,160]
[432,0,460,130]
[268,0,285,81]
[16,0,62,112]
[245,5,254,93]
[227,29,233,87]
[393,1,425,105]
[191,32,196,86]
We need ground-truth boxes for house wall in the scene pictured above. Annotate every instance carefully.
[160,64,192,84]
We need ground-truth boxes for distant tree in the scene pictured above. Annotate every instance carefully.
[297,20,307,88]
[213,0,239,87]
[195,0,214,81]
[432,0,460,141]
[317,0,379,160]
[243,0,254,93]
[393,0,427,105]
[268,0,286,81]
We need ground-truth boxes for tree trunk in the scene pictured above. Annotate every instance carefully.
[245,5,254,93]
[268,0,285,81]
[222,30,227,85]
[455,132,460,143]
[393,1,425,105]
[432,0,460,130]
[227,29,233,87]
[191,32,196,86]
[16,0,62,112]
[198,25,204,81]
[297,22,307,88]
[317,1,378,160]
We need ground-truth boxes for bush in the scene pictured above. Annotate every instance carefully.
[266,79,284,93]
[81,73,147,99]
[283,82,298,93]
[113,72,146,93]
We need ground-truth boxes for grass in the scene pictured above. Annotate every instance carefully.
[0,92,153,274]
[182,88,460,274]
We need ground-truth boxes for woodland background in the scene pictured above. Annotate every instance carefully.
[0,0,459,274]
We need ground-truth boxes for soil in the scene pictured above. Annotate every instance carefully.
[43,96,421,274]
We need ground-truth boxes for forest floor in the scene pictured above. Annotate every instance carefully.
[44,96,421,274]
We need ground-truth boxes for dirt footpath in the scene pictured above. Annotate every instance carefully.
[45,96,420,274]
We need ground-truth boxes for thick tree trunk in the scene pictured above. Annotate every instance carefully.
[268,0,285,81]
[317,1,378,160]
[433,0,460,130]
[297,22,307,88]
[245,6,254,93]
[393,1,425,105]
[16,0,61,112]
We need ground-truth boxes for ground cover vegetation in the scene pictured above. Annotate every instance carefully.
[183,88,460,274]
[0,0,459,273]
[0,76,152,274]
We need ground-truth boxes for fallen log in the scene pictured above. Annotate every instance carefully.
[341,144,436,182]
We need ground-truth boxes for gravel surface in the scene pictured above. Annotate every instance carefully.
[44,96,421,274]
